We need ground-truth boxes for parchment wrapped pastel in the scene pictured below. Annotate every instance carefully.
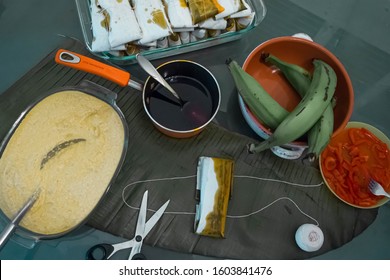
[98,0,142,48]
[215,0,246,20]
[133,0,173,45]
[163,0,196,30]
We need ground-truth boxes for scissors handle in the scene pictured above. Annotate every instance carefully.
[131,253,147,260]
[87,244,114,260]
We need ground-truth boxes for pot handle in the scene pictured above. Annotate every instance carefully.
[55,49,142,90]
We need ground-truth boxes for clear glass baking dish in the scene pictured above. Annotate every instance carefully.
[75,0,267,65]
[0,81,129,246]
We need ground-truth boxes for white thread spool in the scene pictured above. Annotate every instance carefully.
[295,224,324,252]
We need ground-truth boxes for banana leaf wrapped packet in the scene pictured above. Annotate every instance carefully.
[194,156,234,238]
[187,0,224,24]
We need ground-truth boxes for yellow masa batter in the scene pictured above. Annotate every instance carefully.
[0,90,125,235]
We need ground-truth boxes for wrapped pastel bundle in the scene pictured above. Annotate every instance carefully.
[208,29,221,38]
[230,0,252,18]
[168,32,182,46]
[163,0,196,30]
[125,44,141,56]
[187,0,224,24]
[236,12,255,30]
[136,40,158,48]
[90,1,110,52]
[198,17,227,30]
[225,18,237,32]
[215,0,246,20]
[98,0,142,48]
[133,0,173,45]
[190,29,208,42]
[90,1,126,51]
[194,156,234,238]
[179,31,190,44]
[157,37,169,48]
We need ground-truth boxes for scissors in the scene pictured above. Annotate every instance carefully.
[87,190,169,260]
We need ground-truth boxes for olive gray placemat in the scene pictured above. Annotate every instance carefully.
[0,39,377,259]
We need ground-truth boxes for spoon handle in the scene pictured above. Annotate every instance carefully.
[136,54,182,101]
[0,223,17,251]
[0,190,40,251]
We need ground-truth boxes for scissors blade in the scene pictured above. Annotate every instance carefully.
[135,190,148,237]
[129,190,148,259]
[144,199,170,236]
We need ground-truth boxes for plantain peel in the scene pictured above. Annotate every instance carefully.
[194,156,234,238]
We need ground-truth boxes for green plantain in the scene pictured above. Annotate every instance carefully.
[249,59,337,154]
[263,53,335,160]
[226,59,289,130]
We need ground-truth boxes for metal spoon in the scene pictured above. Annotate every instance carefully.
[0,189,41,251]
[136,54,185,105]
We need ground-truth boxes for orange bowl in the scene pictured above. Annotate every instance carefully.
[319,122,390,209]
[241,36,354,140]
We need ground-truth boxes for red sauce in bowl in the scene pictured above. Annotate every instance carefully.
[320,127,390,208]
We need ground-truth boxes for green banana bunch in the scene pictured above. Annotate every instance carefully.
[226,59,289,130]
[248,59,337,154]
[263,53,335,161]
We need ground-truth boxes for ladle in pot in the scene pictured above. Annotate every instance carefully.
[136,54,185,106]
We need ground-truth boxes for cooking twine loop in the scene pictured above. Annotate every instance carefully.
[121,174,323,226]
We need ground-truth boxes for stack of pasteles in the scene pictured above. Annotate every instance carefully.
[89,0,255,53]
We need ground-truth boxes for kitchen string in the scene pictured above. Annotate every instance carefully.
[121,174,324,226]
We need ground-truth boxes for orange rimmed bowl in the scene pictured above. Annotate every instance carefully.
[239,36,354,159]
[319,122,390,209]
